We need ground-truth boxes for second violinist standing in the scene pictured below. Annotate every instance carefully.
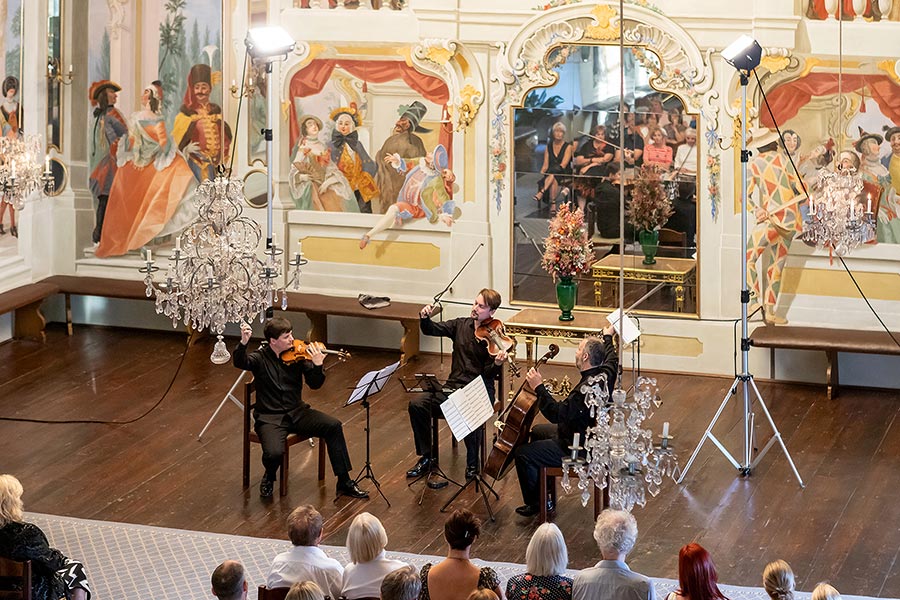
[406,289,509,481]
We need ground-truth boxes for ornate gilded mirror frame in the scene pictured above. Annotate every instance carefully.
[492,2,718,314]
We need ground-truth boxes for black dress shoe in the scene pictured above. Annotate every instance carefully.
[336,480,370,499]
[515,504,539,517]
[465,465,479,480]
[259,476,274,498]
[406,457,433,478]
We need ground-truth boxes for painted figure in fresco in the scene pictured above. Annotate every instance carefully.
[373,101,429,214]
[288,115,357,212]
[359,144,460,249]
[0,76,22,139]
[746,128,803,325]
[855,129,896,243]
[329,105,378,214]
[880,125,900,240]
[96,81,197,258]
[173,64,232,182]
[89,80,128,245]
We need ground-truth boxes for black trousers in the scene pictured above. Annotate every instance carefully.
[255,408,352,481]
[409,393,483,469]
[514,423,565,506]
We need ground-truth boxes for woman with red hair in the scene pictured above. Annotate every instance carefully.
[666,543,729,600]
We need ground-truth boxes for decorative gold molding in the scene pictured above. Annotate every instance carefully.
[411,40,486,132]
[584,4,620,41]
[781,267,900,301]
[636,335,703,358]
[760,55,790,74]
[299,236,441,270]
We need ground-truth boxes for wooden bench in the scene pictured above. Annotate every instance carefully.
[750,324,900,399]
[42,275,152,335]
[0,282,60,342]
[283,291,436,364]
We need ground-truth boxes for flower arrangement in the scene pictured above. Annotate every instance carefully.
[626,165,674,232]
[541,204,593,282]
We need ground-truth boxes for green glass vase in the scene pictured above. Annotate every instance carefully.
[556,275,577,321]
[639,229,659,265]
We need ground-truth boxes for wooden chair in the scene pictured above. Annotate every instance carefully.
[657,227,687,258]
[242,379,326,496]
[257,585,290,600]
[0,557,31,600]
[538,466,606,524]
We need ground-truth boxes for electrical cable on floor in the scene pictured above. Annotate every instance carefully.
[754,69,900,350]
[0,331,192,425]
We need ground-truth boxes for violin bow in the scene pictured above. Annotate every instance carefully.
[432,242,484,307]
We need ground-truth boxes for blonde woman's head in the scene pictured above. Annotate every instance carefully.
[0,475,24,527]
[762,560,795,600]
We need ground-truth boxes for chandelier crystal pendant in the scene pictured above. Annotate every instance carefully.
[561,375,679,512]
[139,175,307,363]
[800,167,875,256]
[0,135,54,209]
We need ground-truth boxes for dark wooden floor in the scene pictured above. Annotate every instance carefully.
[2,326,899,597]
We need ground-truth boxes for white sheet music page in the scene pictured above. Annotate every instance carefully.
[440,377,494,441]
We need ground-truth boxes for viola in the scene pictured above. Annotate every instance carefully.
[475,318,520,378]
[279,340,351,364]
[483,344,560,480]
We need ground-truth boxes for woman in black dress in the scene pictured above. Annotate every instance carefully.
[0,475,91,600]
[535,121,574,212]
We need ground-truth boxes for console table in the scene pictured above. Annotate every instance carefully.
[505,307,609,364]
[591,255,696,313]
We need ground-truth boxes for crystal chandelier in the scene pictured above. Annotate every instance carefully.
[140,175,306,363]
[0,135,54,209]
[562,375,679,512]
[800,167,875,256]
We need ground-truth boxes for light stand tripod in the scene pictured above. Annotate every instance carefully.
[678,43,803,488]
[197,371,245,440]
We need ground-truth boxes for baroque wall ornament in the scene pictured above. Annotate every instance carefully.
[411,39,486,132]
[490,2,715,213]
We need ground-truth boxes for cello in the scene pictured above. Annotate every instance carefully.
[483,344,560,480]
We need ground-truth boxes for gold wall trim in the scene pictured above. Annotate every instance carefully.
[635,335,703,358]
[781,267,900,301]
[300,236,441,270]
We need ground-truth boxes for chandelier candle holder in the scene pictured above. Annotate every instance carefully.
[561,375,679,512]
[0,136,54,209]
[139,175,307,364]
[801,167,875,256]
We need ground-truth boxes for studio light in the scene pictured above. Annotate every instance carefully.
[245,26,296,60]
[722,35,762,73]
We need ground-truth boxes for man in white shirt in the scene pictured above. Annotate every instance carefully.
[267,505,344,597]
[211,561,248,600]
[673,128,698,177]
[573,509,656,600]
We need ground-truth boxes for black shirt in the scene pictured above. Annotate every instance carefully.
[0,522,68,600]
[233,342,325,422]
[421,316,500,400]
[533,335,618,447]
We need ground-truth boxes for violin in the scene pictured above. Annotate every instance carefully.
[475,318,520,378]
[279,340,351,364]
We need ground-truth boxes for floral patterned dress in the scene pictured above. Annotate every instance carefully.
[505,572,573,600]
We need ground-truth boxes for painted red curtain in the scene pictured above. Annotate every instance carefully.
[759,73,900,130]
[288,59,451,154]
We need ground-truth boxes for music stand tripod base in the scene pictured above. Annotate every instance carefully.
[440,471,500,521]
[408,459,462,504]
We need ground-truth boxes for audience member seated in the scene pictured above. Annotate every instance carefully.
[212,560,248,600]
[535,121,574,212]
[286,581,326,600]
[663,543,728,600]
[380,566,421,600]
[0,474,92,600]
[573,509,655,600]
[643,127,673,171]
[573,125,615,211]
[811,583,841,600]
[592,164,634,240]
[469,591,500,600]
[506,523,573,600]
[267,505,343,598]
[341,512,408,599]
[419,509,504,600]
[762,560,795,600]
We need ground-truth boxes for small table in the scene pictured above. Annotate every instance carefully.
[505,307,609,364]
[591,255,696,312]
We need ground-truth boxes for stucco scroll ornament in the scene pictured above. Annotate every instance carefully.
[512,21,583,87]
[107,0,129,41]
[412,39,486,131]
[277,41,312,98]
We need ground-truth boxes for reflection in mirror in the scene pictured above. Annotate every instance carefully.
[511,44,698,315]
[243,169,267,208]
[47,0,62,150]
[247,0,267,166]
[45,157,68,196]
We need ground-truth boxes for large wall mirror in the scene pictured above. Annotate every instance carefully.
[511,43,699,316]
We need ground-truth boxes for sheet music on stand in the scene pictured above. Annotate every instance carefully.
[440,377,494,441]
[347,361,400,405]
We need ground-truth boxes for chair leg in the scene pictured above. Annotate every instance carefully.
[539,469,549,523]
[280,443,290,496]
[317,438,326,481]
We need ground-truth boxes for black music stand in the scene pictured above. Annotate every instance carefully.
[440,430,499,521]
[400,374,463,501]
[343,361,399,506]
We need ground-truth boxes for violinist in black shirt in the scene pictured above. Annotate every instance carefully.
[233,317,368,499]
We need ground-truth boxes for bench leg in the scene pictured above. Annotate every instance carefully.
[400,319,420,365]
[826,351,839,400]
[14,301,47,342]
[65,293,73,336]
[306,313,327,344]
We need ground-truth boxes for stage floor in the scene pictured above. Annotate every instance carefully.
[2,326,899,597]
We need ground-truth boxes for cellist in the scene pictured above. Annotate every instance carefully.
[513,326,617,517]
[406,289,508,482]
